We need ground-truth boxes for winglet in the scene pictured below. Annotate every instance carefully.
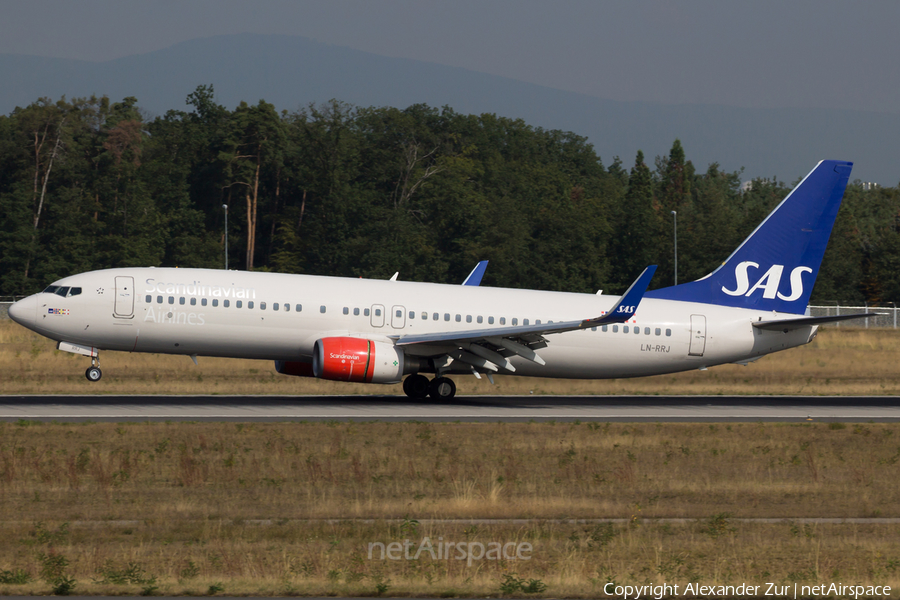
[585,265,657,326]
[462,261,489,286]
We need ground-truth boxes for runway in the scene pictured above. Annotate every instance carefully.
[1,395,900,422]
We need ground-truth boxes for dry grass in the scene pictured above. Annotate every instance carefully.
[2,320,900,395]
[1,421,900,596]
[2,421,897,522]
[2,520,899,597]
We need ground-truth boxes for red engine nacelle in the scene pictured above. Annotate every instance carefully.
[313,337,405,383]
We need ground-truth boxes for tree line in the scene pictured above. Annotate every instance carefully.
[1,86,899,304]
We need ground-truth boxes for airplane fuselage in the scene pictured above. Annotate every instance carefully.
[13,267,816,380]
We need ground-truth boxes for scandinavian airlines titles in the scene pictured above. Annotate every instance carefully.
[721,262,812,301]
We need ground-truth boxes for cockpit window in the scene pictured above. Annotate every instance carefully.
[54,287,70,297]
[43,285,59,294]
[67,287,81,297]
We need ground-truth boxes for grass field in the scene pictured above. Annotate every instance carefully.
[2,320,900,395]
[2,321,900,596]
[0,421,899,596]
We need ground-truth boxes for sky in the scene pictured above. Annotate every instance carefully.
[1,0,898,114]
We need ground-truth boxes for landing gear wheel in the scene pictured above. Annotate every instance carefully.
[403,374,430,399]
[85,366,102,382]
[428,376,456,400]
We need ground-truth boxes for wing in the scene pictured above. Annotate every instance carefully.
[391,266,657,373]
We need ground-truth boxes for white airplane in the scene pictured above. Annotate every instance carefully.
[8,160,872,400]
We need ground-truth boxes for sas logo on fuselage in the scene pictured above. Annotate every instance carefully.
[722,261,812,301]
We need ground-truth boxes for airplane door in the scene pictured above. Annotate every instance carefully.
[114,276,134,318]
[391,305,406,329]
[689,314,706,356]
[370,304,385,327]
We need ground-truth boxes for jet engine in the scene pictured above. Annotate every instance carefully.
[312,337,406,383]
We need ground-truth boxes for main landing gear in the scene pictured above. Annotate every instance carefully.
[85,355,102,382]
[402,374,456,400]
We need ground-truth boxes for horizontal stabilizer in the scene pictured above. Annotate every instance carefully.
[752,312,882,331]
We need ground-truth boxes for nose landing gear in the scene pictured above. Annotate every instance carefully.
[85,356,102,382]
[402,374,457,400]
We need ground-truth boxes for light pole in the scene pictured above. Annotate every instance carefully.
[671,210,678,286]
[222,204,229,270]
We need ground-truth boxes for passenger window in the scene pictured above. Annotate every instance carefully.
[236,301,242,308]
[488,316,494,324]
[320,305,326,313]
[666,328,672,337]
[655,328,661,336]
[224,300,230,308]
[500,317,506,325]
[284,303,290,312]
[512,318,518,326]
[168,296,174,305]
[433,313,439,320]
[260,302,266,310]
[212,299,218,307]
[644,327,650,335]
[602,325,608,332]
[145,295,152,303]
[523,319,530,326]
[179,297,186,305]
[396,309,403,318]
[613,325,619,333]
[364,308,369,316]
[343,307,349,315]
[591,326,597,332]
[535,319,541,325]
[248,301,254,309]
[296,304,302,312]
[635,327,640,335]
[190,298,196,306]
[273,303,279,311]
[455,314,461,322]
[444,313,450,321]
[409,311,415,319]
[466,315,472,323]
[202,298,207,307]
[157,296,163,304]
[477,316,483,324]
[354,308,360,316]
[624,326,629,333]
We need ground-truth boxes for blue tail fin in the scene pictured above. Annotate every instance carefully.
[646,160,852,314]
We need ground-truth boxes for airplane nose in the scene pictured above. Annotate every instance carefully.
[8,295,36,329]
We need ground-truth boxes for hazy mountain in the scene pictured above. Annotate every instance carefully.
[1,33,897,184]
